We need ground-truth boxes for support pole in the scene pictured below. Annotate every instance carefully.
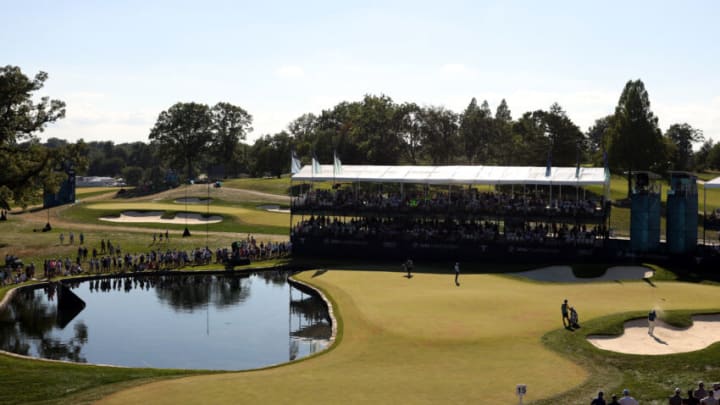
[704,185,707,246]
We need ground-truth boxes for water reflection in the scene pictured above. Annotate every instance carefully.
[0,272,331,369]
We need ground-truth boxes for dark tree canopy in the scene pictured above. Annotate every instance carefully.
[607,80,666,173]
[210,102,253,166]
[149,102,214,180]
[0,66,87,209]
[665,123,703,171]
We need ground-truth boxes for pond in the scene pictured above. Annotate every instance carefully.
[0,271,331,370]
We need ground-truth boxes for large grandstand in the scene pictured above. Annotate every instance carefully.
[290,164,614,261]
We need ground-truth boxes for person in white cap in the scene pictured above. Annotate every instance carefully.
[669,387,682,405]
[618,389,638,405]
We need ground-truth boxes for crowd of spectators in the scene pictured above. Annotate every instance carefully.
[1,255,34,285]
[1,235,291,286]
[293,215,608,246]
[293,188,608,219]
[588,381,720,404]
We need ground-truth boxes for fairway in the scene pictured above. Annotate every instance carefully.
[97,268,720,404]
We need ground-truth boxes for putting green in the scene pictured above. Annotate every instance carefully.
[97,269,720,404]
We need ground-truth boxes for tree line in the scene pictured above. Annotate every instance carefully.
[2,65,720,208]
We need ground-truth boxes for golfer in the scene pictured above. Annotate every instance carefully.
[648,309,657,335]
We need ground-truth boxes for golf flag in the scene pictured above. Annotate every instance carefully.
[333,150,342,176]
[290,149,301,175]
[312,153,321,175]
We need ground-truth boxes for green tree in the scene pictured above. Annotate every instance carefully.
[122,166,144,186]
[250,132,293,177]
[494,99,515,165]
[586,115,614,160]
[0,66,68,209]
[418,106,459,164]
[606,80,666,196]
[664,123,703,171]
[459,98,494,164]
[543,103,585,167]
[397,102,423,164]
[149,102,213,180]
[694,139,714,171]
[705,142,720,170]
[210,102,252,168]
[511,111,548,166]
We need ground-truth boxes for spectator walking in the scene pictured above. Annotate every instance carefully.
[59,233,64,245]
[701,390,718,405]
[618,389,638,405]
[696,382,708,401]
[686,389,701,404]
[454,262,460,286]
[79,232,84,244]
[406,258,413,278]
[608,394,620,405]
[670,387,683,405]
[69,232,74,244]
[591,391,606,405]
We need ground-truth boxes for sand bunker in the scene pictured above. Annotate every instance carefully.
[509,265,653,282]
[588,314,720,355]
[100,211,222,224]
[257,204,290,213]
[175,197,212,204]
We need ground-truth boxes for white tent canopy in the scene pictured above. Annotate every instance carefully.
[292,165,608,186]
[704,176,720,189]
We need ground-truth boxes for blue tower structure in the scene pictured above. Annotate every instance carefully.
[666,171,698,254]
[630,171,661,253]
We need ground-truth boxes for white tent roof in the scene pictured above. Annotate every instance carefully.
[705,176,720,189]
[292,165,608,186]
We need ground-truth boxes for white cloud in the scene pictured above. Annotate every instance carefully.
[275,65,305,79]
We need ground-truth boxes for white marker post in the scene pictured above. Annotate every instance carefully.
[516,384,527,405]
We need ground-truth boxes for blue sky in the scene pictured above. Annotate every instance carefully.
[3,0,719,146]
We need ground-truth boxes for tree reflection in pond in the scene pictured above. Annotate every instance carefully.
[0,286,89,362]
[0,272,331,369]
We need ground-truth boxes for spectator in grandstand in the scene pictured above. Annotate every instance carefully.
[618,388,638,405]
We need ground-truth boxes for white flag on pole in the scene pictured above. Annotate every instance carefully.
[312,153,321,175]
[333,151,342,176]
[291,149,301,175]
